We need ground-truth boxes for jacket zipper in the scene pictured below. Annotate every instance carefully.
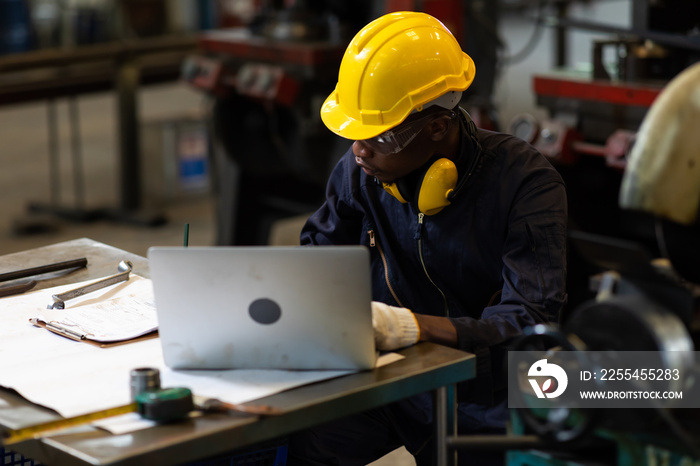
[368,229,405,307]
[417,213,450,317]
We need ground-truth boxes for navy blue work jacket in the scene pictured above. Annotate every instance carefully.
[300,109,568,407]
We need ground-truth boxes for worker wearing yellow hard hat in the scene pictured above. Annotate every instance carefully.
[290,11,568,466]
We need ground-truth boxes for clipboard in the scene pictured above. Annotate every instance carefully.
[28,274,159,348]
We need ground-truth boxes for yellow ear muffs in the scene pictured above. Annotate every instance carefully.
[417,158,458,215]
[382,158,458,215]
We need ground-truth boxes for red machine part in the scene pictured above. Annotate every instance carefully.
[235,63,299,106]
[182,55,229,96]
[183,55,300,106]
[529,74,665,168]
[531,119,582,165]
[527,119,636,170]
[533,75,662,108]
[196,29,345,68]
[182,28,345,106]
[572,130,637,171]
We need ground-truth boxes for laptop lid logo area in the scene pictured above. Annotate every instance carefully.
[249,298,282,325]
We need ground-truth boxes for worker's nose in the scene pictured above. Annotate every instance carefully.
[353,140,373,159]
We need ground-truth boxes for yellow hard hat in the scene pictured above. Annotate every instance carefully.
[321,11,476,140]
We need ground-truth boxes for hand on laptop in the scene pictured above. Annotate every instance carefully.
[371,301,420,351]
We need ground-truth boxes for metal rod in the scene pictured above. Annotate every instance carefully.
[554,1,569,68]
[48,260,132,309]
[0,258,87,283]
[0,36,197,73]
[434,386,452,466]
[47,98,60,205]
[116,56,141,211]
[69,96,85,209]
[446,434,549,451]
[545,16,700,52]
[0,280,37,298]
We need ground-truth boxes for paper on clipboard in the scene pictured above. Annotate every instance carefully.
[29,275,158,344]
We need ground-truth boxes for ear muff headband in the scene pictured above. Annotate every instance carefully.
[382,158,458,215]
[379,108,480,215]
[382,182,409,204]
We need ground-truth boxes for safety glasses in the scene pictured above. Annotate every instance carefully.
[361,110,456,155]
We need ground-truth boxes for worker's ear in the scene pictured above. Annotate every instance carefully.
[427,113,454,141]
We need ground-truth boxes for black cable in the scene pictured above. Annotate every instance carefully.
[500,0,550,66]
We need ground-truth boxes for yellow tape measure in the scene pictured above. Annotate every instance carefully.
[2,403,138,445]
[2,387,193,446]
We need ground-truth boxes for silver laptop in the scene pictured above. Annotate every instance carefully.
[147,246,377,370]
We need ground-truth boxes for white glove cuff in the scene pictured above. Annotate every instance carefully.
[392,306,420,346]
[371,301,420,351]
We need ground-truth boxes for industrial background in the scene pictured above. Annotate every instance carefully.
[1,0,699,465]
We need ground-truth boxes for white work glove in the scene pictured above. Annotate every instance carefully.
[371,301,420,351]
